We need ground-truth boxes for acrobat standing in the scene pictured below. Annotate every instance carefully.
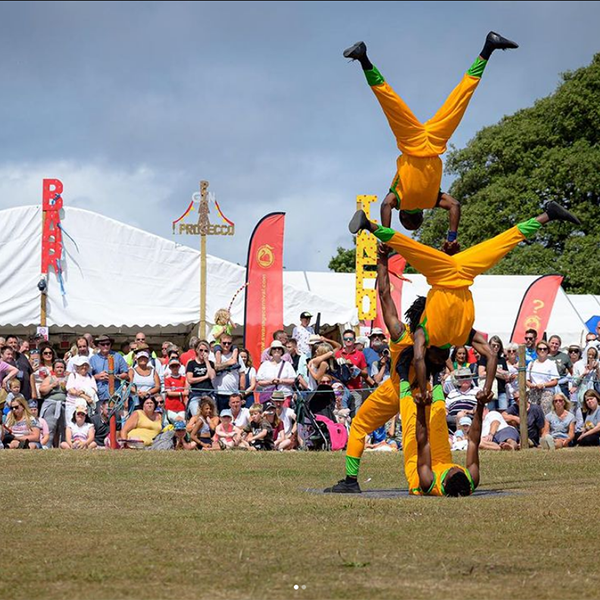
[344,32,518,253]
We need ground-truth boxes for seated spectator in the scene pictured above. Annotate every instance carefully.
[239,348,257,406]
[332,382,351,430]
[60,403,97,449]
[450,416,472,451]
[444,346,477,389]
[229,393,250,430]
[189,396,219,450]
[91,400,111,449]
[1,394,40,449]
[480,408,520,451]
[173,420,197,450]
[502,390,545,447]
[129,349,161,409]
[186,340,216,417]
[540,393,576,449]
[120,397,163,447]
[163,357,188,424]
[526,341,559,414]
[256,341,297,401]
[571,390,600,447]
[244,403,274,451]
[214,409,245,450]
[66,356,98,423]
[28,400,49,449]
[444,368,480,431]
[570,346,600,409]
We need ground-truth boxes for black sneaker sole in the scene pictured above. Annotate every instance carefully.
[348,210,368,234]
[545,201,581,225]
[343,41,365,60]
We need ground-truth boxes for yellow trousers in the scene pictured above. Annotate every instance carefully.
[371,73,480,210]
[381,226,525,346]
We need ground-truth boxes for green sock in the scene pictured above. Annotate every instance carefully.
[346,455,361,478]
[374,225,395,243]
[516,218,542,239]
[467,56,487,78]
[432,384,445,403]
[400,381,412,399]
[364,66,385,87]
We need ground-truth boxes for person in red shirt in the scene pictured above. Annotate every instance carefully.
[164,358,189,424]
[335,330,370,417]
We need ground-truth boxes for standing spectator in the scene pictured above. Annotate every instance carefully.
[90,335,130,402]
[292,311,315,357]
[83,333,97,355]
[334,330,369,415]
[179,336,199,368]
[570,346,600,409]
[38,359,68,446]
[163,357,188,424]
[239,348,257,406]
[504,343,520,404]
[2,394,40,449]
[66,356,98,422]
[571,390,600,447]
[540,393,576,449]
[285,339,308,389]
[5,335,34,400]
[128,349,161,409]
[526,341,559,413]
[478,336,510,411]
[66,337,92,373]
[372,347,392,386]
[307,337,342,390]
[547,335,573,397]
[502,390,545,448]
[584,332,600,354]
[186,340,216,416]
[524,329,538,366]
[363,328,387,374]
[256,341,297,402]
[214,334,242,413]
[31,344,56,400]
[260,330,293,364]
[124,332,158,367]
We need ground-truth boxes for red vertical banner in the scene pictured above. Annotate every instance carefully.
[243,213,285,366]
[371,255,409,334]
[510,275,564,343]
[41,179,64,274]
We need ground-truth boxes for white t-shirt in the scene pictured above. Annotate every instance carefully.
[256,360,297,396]
[213,351,240,395]
[277,406,296,435]
[482,411,510,437]
[527,359,559,386]
[232,407,251,429]
[68,421,94,443]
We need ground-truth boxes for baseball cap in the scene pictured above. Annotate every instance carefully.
[459,416,472,427]
[220,409,233,419]
[300,311,313,319]
[174,420,186,430]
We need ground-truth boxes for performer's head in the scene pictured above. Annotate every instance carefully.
[399,210,424,231]
[443,467,472,497]
[404,296,427,334]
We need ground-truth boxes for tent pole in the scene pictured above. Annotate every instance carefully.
[198,180,209,339]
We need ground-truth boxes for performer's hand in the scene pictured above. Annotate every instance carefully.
[414,390,432,406]
[476,389,493,405]
[442,240,460,256]
[377,244,391,261]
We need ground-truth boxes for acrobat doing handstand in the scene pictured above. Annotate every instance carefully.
[344,31,518,253]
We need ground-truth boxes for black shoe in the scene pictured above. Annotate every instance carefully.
[343,41,367,61]
[545,201,581,225]
[486,31,519,51]
[324,479,362,494]
[349,210,370,234]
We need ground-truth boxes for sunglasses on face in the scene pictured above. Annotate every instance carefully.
[524,337,534,341]
[343,337,354,342]
[197,349,208,353]
[98,342,111,347]
[221,342,232,346]
[11,405,21,411]
[506,349,517,353]
[537,347,549,352]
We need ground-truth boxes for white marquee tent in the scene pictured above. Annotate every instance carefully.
[0,205,596,347]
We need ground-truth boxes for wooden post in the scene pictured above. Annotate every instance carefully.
[108,354,118,450]
[198,180,209,339]
[518,344,529,449]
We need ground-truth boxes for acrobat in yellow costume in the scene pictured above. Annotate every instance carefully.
[344,328,412,478]
[372,219,542,348]
[364,57,487,212]
[400,382,474,496]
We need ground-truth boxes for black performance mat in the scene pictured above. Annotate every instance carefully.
[307,488,516,498]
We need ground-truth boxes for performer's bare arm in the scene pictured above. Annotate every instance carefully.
[438,193,461,234]
[415,399,434,492]
[471,331,498,397]
[413,328,429,401]
[466,390,492,488]
[377,245,405,342]
[380,193,398,229]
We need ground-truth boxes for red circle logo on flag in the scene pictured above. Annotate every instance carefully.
[257,244,275,268]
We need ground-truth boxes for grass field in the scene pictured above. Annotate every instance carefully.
[1,448,599,599]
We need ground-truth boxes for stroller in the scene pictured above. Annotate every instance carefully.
[296,384,348,451]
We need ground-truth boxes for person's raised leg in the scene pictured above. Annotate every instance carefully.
[426,374,453,466]
[425,31,518,153]
[455,201,581,281]
[349,211,457,283]
[343,41,425,153]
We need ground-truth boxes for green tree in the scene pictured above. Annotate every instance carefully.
[417,53,600,293]
[328,240,356,273]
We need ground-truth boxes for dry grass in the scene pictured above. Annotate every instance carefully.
[1,448,598,599]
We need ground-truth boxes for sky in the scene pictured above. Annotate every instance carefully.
[1,1,599,271]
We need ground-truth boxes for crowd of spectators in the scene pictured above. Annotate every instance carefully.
[1,312,600,453]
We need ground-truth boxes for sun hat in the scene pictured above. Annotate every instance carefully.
[308,334,322,345]
[135,351,150,360]
[73,355,91,367]
[268,340,286,355]
[271,390,285,401]
[369,328,385,337]
[168,357,181,367]
[94,334,115,345]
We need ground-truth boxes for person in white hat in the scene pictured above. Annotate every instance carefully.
[256,341,297,399]
[66,355,98,424]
